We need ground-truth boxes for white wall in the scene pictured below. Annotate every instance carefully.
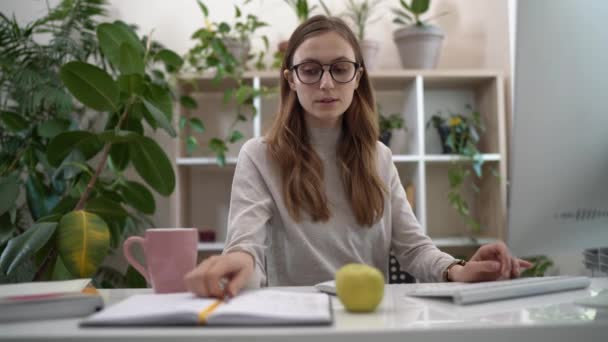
[2,0,510,71]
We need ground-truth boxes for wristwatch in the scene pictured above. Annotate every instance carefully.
[442,259,467,282]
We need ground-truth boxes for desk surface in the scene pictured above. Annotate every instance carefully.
[2,278,608,342]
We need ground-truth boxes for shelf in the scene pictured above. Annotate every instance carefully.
[424,154,501,162]
[177,157,238,166]
[198,242,225,252]
[177,154,500,166]
[432,237,499,247]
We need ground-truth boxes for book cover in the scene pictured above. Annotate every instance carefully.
[0,279,104,323]
[81,289,332,326]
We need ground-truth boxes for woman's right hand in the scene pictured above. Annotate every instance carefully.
[184,251,255,298]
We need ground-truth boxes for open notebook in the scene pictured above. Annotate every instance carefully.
[81,289,332,326]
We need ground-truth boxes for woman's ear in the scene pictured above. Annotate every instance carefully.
[283,69,296,91]
[354,67,364,89]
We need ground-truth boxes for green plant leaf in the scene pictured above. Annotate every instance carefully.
[84,196,128,223]
[109,144,130,171]
[47,131,102,167]
[0,176,19,216]
[97,130,139,144]
[129,136,175,196]
[0,111,29,131]
[155,49,184,73]
[0,222,57,276]
[120,181,155,215]
[210,138,228,166]
[59,61,119,112]
[0,213,16,246]
[118,43,145,75]
[57,210,110,278]
[229,130,244,143]
[51,255,73,280]
[144,84,173,119]
[142,99,177,137]
[189,118,205,133]
[37,118,71,138]
[179,95,197,109]
[117,74,144,97]
[410,0,429,14]
[97,21,144,68]
[197,0,209,17]
[25,173,61,221]
[186,136,198,155]
[235,86,253,104]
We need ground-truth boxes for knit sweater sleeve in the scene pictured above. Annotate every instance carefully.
[383,146,455,282]
[222,139,273,288]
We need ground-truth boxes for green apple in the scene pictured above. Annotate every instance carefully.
[335,263,384,313]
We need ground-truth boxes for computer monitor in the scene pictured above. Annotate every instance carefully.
[508,0,608,275]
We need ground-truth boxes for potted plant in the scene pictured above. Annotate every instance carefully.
[378,106,407,147]
[426,106,485,235]
[184,1,275,165]
[271,0,320,68]
[392,0,448,69]
[193,1,269,71]
[0,0,181,287]
[341,0,384,70]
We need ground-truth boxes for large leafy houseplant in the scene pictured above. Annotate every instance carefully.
[427,106,487,235]
[182,1,274,165]
[0,0,181,287]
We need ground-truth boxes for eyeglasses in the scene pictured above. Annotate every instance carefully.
[290,61,360,85]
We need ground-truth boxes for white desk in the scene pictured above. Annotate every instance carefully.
[2,278,608,342]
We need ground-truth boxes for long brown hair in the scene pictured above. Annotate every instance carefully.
[266,15,386,227]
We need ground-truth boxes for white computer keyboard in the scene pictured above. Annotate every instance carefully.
[406,276,591,305]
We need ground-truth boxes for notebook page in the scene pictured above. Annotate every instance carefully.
[83,292,217,326]
[209,289,331,325]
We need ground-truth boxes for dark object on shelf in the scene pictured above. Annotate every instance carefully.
[198,229,216,242]
[436,124,468,154]
[379,131,392,147]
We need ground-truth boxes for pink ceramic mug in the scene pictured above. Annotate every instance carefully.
[123,228,198,293]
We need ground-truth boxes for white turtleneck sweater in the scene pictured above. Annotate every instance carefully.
[223,125,456,287]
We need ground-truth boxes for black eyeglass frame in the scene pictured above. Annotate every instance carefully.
[289,61,361,84]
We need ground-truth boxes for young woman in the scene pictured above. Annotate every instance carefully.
[185,15,531,298]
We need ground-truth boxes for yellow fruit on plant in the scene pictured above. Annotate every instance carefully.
[335,263,384,313]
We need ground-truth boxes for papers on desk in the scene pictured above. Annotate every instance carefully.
[314,280,336,295]
[82,289,333,326]
[0,279,103,323]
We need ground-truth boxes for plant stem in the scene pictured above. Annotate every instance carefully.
[73,104,131,211]
[33,247,57,281]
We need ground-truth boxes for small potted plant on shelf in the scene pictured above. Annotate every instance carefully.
[183,1,275,165]
[341,0,384,70]
[392,0,448,69]
[426,105,486,235]
[378,106,407,147]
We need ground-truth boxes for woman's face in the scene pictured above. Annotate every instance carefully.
[284,31,363,128]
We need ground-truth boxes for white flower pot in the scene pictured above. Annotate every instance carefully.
[221,37,251,67]
[393,25,444,69]
[360,39,381,70]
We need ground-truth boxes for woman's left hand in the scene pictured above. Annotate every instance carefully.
[449,241,533,282]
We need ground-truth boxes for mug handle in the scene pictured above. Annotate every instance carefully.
[123,236,150,283]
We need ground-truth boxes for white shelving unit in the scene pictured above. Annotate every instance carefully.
[175,70,507,253]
